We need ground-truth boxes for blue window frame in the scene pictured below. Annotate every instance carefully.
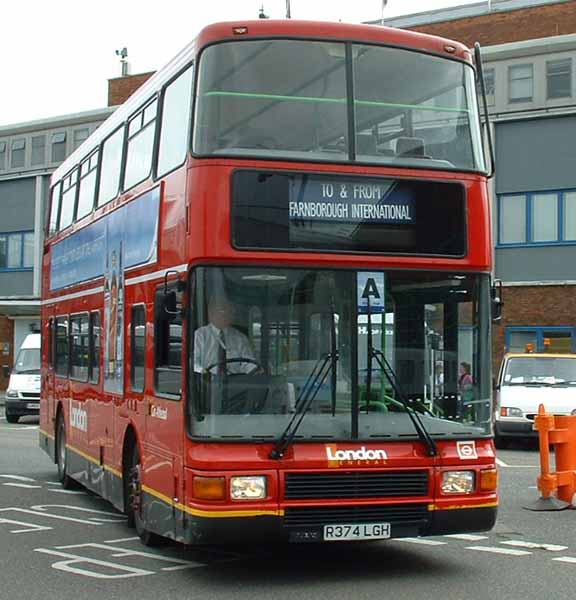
[0,231,34,271]
[498,189,576,247]
[505,326,576,354]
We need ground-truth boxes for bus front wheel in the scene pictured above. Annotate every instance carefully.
[127,445,163,547]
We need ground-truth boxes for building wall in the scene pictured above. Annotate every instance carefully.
[409,0,576,47]
[493,284,576,369]
[108,72,155,106]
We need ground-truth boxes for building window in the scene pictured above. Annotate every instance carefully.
[73,128,89,151]
[0,141,6,170]
[0,231,34,270]
[532,193,558,242]
[547,58,572,99]
[508,64,533,103]
[565,192,576,241]
[11,138,26,168]
[499,194,526,244]
[506,327,576,354]
[483,67,495,106]
[124,98,158,190]
[499,189,576,246]
[31,135,46,166]
[51,132,67,163]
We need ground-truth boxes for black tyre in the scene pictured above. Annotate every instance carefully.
[5,412,19,424]
[495,435,510,450]
[126,444,163,547]
[56,413,77,489]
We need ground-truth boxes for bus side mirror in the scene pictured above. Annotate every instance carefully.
[491,279,503,323]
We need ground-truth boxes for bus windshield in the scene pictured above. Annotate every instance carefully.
[194,39,485,172]
[189,267,492,441]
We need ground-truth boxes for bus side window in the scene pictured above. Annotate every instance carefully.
[89,311,100,384]
[154,286,183,397]
[131,305,146,393]
[55,316,69,378]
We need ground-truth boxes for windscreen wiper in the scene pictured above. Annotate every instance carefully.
[370,348,438,457]
[270,349,338,460]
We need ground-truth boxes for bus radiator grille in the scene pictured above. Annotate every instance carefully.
[284,470,429,500]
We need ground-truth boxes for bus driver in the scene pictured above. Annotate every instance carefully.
[193,299,257,375]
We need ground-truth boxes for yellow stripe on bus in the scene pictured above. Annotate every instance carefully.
[428,501,499,511]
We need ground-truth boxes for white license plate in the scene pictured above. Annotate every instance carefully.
[323,522,391,541]
[27,403,40,409]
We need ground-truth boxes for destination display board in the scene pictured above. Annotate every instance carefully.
[232,171,465,256]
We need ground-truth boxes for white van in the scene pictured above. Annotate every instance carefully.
[5,333,41,424]
[494,352,576,447]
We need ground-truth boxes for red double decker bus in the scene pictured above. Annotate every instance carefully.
[40,20,498,547]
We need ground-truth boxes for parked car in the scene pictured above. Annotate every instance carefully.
[4,333,41,424]
[494,352,576,447]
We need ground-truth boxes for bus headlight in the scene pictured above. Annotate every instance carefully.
[5,390,18,398]
[441,471,475,494]
[230,476,267,500]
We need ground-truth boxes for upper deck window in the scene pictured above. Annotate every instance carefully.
[124,99,158,190]
[194,39,485,172]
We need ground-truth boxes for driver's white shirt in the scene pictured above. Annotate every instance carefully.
[194,323,256,374]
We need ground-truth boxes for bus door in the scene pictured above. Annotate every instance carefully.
[144,284,185,536]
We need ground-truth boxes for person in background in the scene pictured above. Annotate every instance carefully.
[458,361,474,418]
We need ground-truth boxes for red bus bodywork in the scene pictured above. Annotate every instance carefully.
[40,20,497,546]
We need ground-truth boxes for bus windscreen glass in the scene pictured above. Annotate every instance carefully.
[189,267,492,441]
[194,39,485,172]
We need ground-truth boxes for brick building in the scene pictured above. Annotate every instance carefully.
[377,0,576,371]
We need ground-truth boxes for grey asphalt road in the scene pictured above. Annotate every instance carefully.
[1,410,576,600]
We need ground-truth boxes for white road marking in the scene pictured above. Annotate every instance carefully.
[501,540,567,552]
[495,458,538,468]
[104,537,140,543]
[444,534,488,541]
[396,538,448,546]
[47,489,87,495]
[2,483,42,489]
[467,546,532,556]
[553,557,576,564]
[0,475,36,482]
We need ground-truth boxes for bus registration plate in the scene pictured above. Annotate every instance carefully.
[27,403,40,409]
[323,523,391,541]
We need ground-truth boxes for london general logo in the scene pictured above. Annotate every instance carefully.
[326,445,388,468]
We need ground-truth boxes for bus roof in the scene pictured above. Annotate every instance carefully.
[52,19,472,184]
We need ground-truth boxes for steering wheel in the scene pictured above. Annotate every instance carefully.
[205,357,264,375]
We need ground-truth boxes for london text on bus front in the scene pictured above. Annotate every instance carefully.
[40,20,498,546]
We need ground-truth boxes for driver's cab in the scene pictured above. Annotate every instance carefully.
[191,267,350,419]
